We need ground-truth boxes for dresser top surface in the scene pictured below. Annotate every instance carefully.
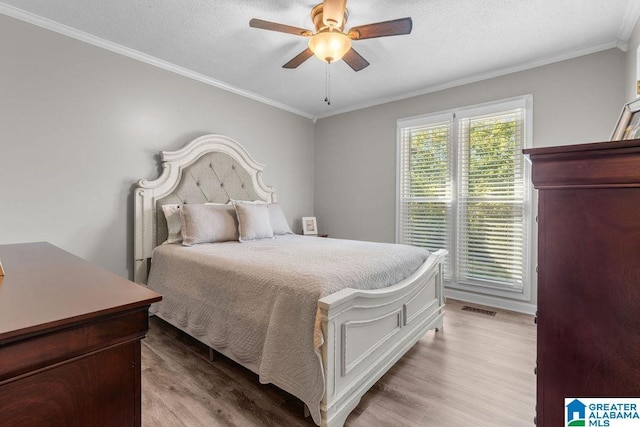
[524,139,640,189]
[523,138,640,156]
[0,242,161,342]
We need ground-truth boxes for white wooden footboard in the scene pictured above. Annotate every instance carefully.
[318,249,447,427]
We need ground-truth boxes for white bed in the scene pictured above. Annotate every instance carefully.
[134,134,446,427]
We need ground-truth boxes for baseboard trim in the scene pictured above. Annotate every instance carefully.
[445,288,537,315]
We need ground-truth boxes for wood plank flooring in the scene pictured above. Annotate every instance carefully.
[141,299,536,426]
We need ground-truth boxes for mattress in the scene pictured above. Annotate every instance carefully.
[147,234,429,423]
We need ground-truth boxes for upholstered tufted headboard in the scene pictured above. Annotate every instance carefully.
[134,134,275,284]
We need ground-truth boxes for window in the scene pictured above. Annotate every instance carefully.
[396,96,532,299]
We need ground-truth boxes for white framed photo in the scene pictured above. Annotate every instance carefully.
[611,98,640,140]
[302,217,318,235]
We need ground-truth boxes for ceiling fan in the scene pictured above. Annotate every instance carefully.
[249,0,412,72]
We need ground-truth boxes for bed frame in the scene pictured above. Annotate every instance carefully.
[134,134,446,427]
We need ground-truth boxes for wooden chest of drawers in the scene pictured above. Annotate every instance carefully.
[525,140,640,426]
[0,242,161,426]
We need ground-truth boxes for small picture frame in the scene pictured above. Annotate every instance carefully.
[0,258,5,276]
[302,216,318,235]
[611,98,640,140]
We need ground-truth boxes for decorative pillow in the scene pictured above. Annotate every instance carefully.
[180,204,239,246]
[161,204,183,244]
[161,202,228,244]
[234,201,274,242]
[268,203,293,235]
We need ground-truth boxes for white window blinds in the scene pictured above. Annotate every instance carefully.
[398,118,453,276]
[397,97,532,296]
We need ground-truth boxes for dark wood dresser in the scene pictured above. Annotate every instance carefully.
[0,242,161,426]
[524,140,640,426]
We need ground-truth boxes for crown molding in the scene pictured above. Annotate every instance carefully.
[0,4,314,120]
[313,40,621,120]
[314,5,640,120]
[617,0,640,43]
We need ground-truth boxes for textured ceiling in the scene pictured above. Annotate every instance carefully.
[1,0,639,119]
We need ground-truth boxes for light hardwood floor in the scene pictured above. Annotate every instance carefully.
[141,299,536,426]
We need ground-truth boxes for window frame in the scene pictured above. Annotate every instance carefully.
[396,95,534,301]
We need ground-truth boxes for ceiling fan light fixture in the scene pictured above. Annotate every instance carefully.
[308,30,352,63]
[251,2,411,72]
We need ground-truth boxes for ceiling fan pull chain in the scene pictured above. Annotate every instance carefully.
[324,62,331,105]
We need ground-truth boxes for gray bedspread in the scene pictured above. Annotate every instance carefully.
[147,235,429,424]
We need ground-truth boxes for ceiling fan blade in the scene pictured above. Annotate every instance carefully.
[249,18,312,37]
[342,48,369,72]
[323,0,348,28]
[348,17,412,40]
[283,48,315,69]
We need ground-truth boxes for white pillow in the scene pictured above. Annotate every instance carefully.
[161,204,182,244]
[180,204,239,246]
[161,202,228,244]
[234,201,274,242]
[268,203,293,235]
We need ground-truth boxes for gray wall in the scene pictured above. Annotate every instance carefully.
[314,48,625,308]
[0,14,315,278]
